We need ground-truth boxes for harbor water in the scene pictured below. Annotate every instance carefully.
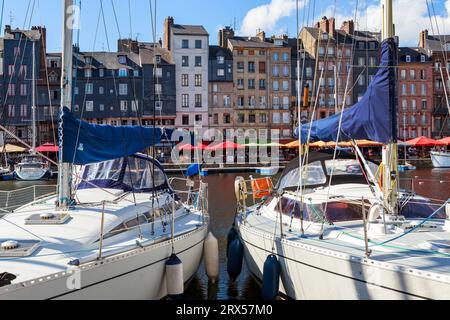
[1,169,450,300]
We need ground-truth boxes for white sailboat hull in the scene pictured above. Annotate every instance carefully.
[14,168,49,181]
[1,226,207,300]
[431,151,450,168]
[238,222,450,300]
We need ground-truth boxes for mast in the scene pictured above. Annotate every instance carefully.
[57,0,74,209]
[381,0,399,215]
[31,40,37,154]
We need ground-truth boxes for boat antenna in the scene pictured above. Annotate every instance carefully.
[57,0,75,209]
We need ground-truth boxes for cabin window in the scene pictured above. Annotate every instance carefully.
[278,161,326,190]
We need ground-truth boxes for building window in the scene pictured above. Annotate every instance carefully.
[217,69,225,76]
[182,56,189,67]
[195,40,202,49]
[358,57,365,66]
[8,105,15,117]
[249,114,256,123]
[8,84,15,96]
[422,100,427,110]
[421,84,427,96]
[213,114,219,125]
[99,68,105,77]
[155,101,163,110]
[237,96,244,108]
[182,115,189,125]
[155,68,162,78]
[99,104,105,111]
[195,56,202,67]
[259,79,266,90]
[20,104,27,117]
[119,83,128,95]
[182,74,189,87]
[182,39,189,49]
[182,94,189,108]
[20,84,27,96]
[224,95,231,107]
[224,113,231,124]
[217,56,224,64]
[131,100,139,111]
[155,84,162,95]
[237,113,245,124]
[273,53,279,61]
[248,79,255,89]
[213,84,218,93]
[421,55,426,63]
[195,74,202,87]
[99,86,104,94]
[237,79,244,89]
[411,84,416,95]
[260,96,267,108]
[272,112,281,124]
[85,83,93,94]
[248,61,255,73]
[259,61,266,74]
[120,100,128,112]
[237,61,244,72]
[273,81,279,91]
[260,113,267,123]
[282,80,289,91]
[283,65,289,77]
[195,115,203,123]
[406,55,411,63]
[85,68,92,78]
[118,55,127,64]
[195,94,202,107]
[86,101,94,112]
[273,65,279,77]
[358,76,365,86]
[118,68,128,77]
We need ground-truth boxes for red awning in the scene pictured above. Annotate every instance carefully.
[177,143,208,151]
[406,136,446,147]
[438,137,450,146]
[36,143,59,153]
[206,141,244,151]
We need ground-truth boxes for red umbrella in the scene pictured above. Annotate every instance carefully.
[206,141,244,151]
[438,137,450,146]
[406,136,446,147]
[35,143,59,153]
[177,143,208,151]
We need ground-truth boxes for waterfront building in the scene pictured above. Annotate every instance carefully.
[300,17,380,119]
[398,47,433,139]
[0,25,43,145]
[164,17,209,134]
[208,45,234,137]
[419,29,450,138]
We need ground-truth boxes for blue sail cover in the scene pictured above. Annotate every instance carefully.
[296,38,397,144]
[62,107,170,165]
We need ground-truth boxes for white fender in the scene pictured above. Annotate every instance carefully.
[204,232,220,284]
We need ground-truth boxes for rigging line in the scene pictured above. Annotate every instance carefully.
[319,0,361,238]
[109,0,122,39]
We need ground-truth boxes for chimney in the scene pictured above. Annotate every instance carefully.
[4,25,11,34]
[164,16,174,50]
[318,17,335,36]
[419,29,428,49]
[341,20,355,35]
[118,39,139,54]
[218,26,235,48]
[256,30,266,42]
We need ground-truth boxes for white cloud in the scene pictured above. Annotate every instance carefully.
[240,0,305,36]
[326,0,450,46]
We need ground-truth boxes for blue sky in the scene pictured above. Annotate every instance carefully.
[1,0,449,52]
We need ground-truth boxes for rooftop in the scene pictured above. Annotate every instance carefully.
[171,24,209,36]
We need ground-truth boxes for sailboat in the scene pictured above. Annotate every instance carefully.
[13,40,50,181]
[0,0,209,300]
[232,0,450,300]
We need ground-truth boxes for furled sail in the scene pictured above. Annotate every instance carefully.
[296,38,397,144]
[62,107,171,165]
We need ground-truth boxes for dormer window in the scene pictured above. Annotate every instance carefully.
[217,56,224,64]
[321,33,328,40]
[421,55,426,63]
[118,55,127,64]
[274,39,283,46]
[155,55,161,64]
[85,56,92,64]
[406,55,411,63]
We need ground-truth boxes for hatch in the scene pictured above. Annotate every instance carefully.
[0,240,40,257]
[25,212,71,225]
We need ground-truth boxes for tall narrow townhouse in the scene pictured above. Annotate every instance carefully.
[164,17,209,135]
